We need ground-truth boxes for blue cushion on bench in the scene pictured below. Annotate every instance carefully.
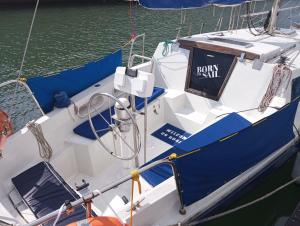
[73,87,165,140]
[11,162,89,226]
[73,108,115,140]
[135,87,165,110]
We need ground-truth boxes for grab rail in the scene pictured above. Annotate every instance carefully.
[0,80,44,115]
[23,158,185,226]
[128,33,146,68]
[128,54,152,68]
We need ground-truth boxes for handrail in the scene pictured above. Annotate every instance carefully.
[0,80,44,115]
[128,54,152,68]
[128,33,146,68]
[22,158,186,226]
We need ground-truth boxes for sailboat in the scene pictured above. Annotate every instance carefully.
[0,0,300,225]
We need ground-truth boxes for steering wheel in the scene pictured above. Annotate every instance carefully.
[88,93,141,160]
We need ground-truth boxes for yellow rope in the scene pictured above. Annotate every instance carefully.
[130,169,141,226]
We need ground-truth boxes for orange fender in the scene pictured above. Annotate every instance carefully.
[67,217,128,226]
[0,110,13,152]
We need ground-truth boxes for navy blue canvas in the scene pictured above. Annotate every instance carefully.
[151,123,191,146]
[142,113,251,186]
[73,107,115,140]
[176,100,299,205]
[139,0,256,9]
[11,162,88,226]
[27,50,122,113]
[142,101,298,205]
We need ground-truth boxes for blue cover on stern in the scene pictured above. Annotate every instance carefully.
[11,162,87,226]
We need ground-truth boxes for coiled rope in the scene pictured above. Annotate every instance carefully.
[162,40,175,56]
[178,175,300,226]
[259,63,292,112]
[27,121,52,161]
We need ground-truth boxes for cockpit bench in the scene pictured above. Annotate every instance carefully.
[11,162,88,226]
[73,87,165,140]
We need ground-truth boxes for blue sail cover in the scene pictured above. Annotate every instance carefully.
[139,0,255,10]
[142,100,299,206]
[27,50,122,113]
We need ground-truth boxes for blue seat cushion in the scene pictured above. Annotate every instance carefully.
[135,87,165,111]
[141,113,251,187]
[74,87,165,140]
[11,162,89,226]
[73,107,115,140]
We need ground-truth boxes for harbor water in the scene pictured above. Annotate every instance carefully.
[0,2,300,225]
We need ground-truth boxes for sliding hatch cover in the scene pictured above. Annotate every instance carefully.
[185,48,237,100]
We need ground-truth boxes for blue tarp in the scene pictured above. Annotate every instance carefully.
[12,162,89,226]
[142,100,299,205]
[139,0,257,10]
[27,50,122,113]
[142,112,251,186]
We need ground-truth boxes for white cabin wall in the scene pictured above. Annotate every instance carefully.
[220,61,275,112]
[153,43,190,90]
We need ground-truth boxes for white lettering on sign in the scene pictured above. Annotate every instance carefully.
[160,129,188,144]
[196,64,219,78]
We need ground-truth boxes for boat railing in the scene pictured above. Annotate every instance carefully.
[0,80,44,116]
[128,33,146,68]
[22,158,185,226]
[128,54,152,68]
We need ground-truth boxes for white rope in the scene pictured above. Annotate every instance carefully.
[259,63,292,112]
[52,203,65,226]
[27,121,53,161]
[183,175,300,226]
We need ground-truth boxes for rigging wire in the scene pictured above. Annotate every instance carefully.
[14,0,40,94]
[183,176,300,226]
[128,0,137,40]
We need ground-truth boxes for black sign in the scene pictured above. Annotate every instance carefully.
[185,48,236,100]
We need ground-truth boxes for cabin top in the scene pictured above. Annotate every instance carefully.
[179,29,300,61]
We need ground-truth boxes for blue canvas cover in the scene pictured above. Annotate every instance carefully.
[138,0,257,10]
[143,100,299,206]
[27,50,122,113]
[11,162,88,226]
[142,112,251,186]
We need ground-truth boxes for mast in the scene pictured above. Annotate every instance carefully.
[267,0,282,34]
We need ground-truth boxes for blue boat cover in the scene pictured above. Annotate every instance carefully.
[142,112,251,186]
[143,100,299,206]
[139,0,257,10]
[73,87,165,140]
[11,162,88,226]
[27,50,122,113]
